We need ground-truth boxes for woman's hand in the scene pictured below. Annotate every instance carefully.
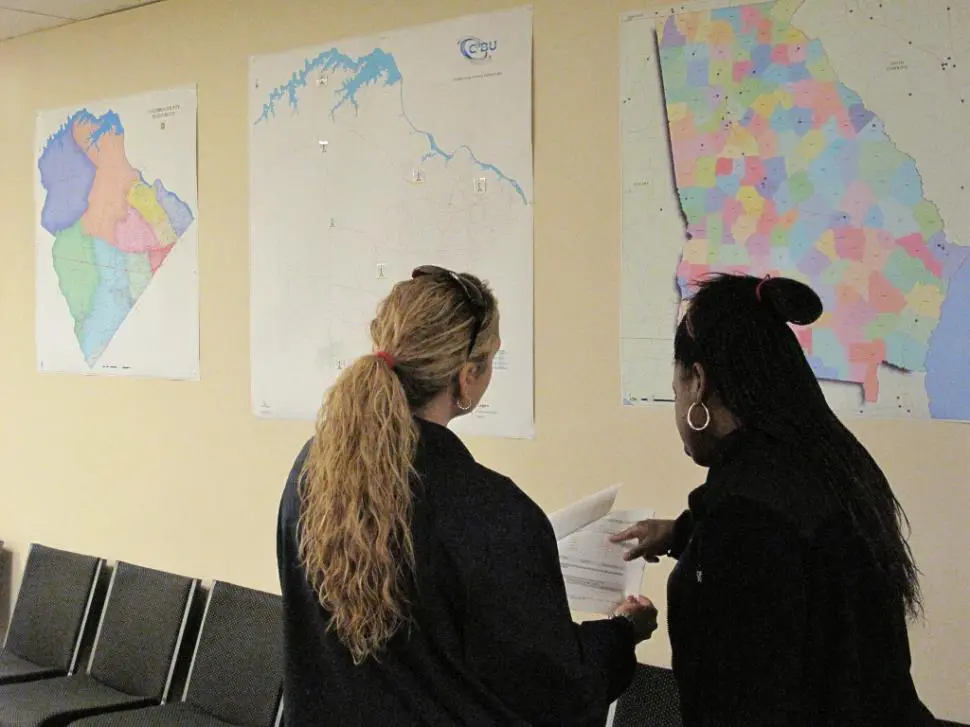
[610,519,677,562]
[614,595,658,643]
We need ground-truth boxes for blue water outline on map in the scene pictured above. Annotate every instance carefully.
[254,47,528,205]
[43,108,126,155]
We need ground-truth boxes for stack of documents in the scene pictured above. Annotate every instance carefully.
[549,485,654,615]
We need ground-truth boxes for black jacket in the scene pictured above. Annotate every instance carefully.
[277,418,637,726]
[667,427,936,727]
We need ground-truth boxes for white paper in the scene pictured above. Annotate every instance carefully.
[548,483,621,541]
[550,485,654,614]
[249,8,534,438]
[35,86,199,379]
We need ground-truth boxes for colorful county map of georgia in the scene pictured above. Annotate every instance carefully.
[658,0,970,420]
[38,110,194,366]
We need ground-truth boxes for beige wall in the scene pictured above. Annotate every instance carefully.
[0,0,967,719]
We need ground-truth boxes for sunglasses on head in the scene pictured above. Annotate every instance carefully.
[412,265,488,358]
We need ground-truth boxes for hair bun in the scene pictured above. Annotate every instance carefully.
[760,277,823,326]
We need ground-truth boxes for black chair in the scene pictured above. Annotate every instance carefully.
[609,664,682,727]
[0,561,197,727]
[0,544,103,685]
[69,581,283,727]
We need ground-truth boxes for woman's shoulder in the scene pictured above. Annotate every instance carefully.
[423,458,551,535]
[436,458,542,512]
[708,433,838,535]
[413,420,542,513]
[285,438,313,489]
[277,438,314,534]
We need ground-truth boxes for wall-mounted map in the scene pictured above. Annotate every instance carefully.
[621,1,970,420]
[35,86,199,379]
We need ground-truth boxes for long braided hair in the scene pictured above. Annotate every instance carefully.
[674,273,922,619]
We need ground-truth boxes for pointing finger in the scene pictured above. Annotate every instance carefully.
[609,526,639,543]
[622,541,651,561]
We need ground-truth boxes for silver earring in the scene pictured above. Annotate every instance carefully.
[687,402,710,432]
[457,396,472,411]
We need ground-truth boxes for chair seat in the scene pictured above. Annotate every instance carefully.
[69,703,237,727]
[0,673,154,727]
[612,664,682,727]
[0,650,62,685]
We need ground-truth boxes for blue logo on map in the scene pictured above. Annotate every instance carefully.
[459,36,497,62]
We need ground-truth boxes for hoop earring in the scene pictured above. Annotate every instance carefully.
[457,396,472,411]
[687,402,710,432]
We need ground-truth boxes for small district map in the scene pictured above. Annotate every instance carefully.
[35,87,198,378]
[621,0,970,420]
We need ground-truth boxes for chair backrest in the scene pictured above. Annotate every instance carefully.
[3,543,102,674]
[183,582,283,727]
[87,562,197,701]
[609,664,683,727]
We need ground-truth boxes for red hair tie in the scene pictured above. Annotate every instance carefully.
[755,274,771,303]
[376,351,397,369]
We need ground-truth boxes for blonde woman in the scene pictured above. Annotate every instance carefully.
[277,266,657,726]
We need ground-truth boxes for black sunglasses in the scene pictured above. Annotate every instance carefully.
[412,265,488,358]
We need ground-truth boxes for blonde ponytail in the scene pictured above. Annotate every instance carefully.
[299,355,417,664]
[299,272,499,663]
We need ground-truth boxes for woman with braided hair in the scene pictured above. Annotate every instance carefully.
[613,274,935,726]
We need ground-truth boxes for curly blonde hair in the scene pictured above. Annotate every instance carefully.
[299,271,499,664]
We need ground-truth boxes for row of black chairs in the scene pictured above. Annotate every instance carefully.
[0,544,686,727]
[8,545,957,727]
[0,544,282,727]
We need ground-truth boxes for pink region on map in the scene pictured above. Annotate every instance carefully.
[148,245,173,273]
[115,207,163,254]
